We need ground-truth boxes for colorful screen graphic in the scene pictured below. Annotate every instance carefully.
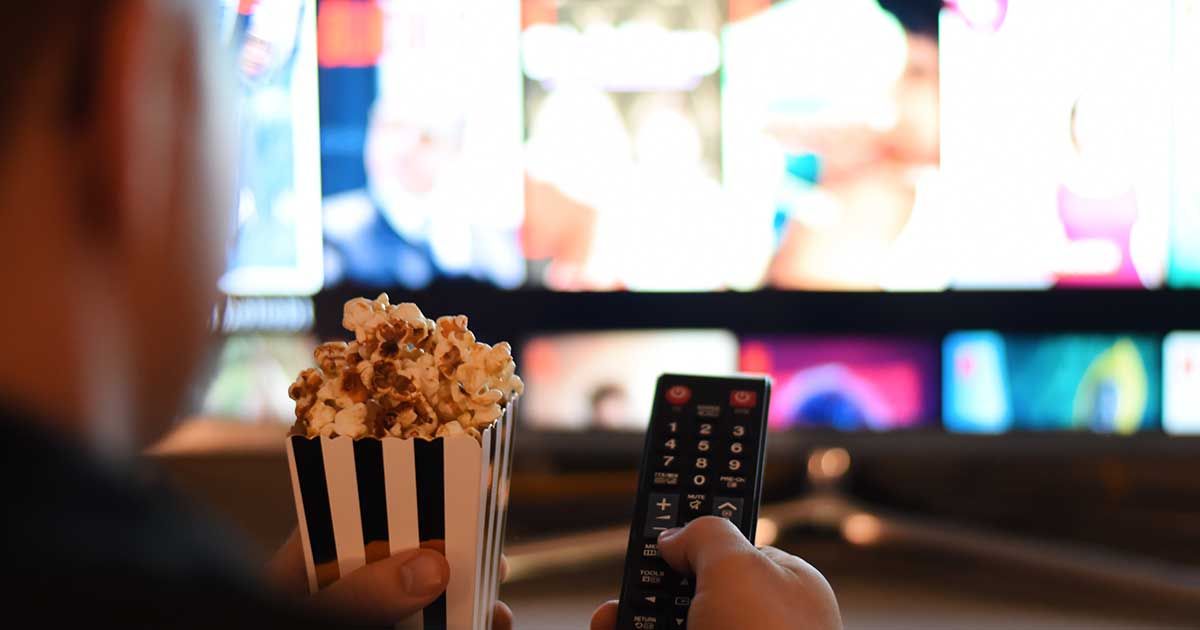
[201,333,317,422]
[520,330,738,430]
[944,332,1162,434]
[308,0,1196,293]
[1163,332,1200,435]
[217,0,324,296]
[1169,0,1200,287]
[724,0,944,290]
[941,0,1173,289]
[522,0,735,290]
[319,0,524,288]
[738,337,939,431]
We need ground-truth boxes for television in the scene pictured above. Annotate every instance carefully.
[311,0,1199,293]
[294,1,1200,453]
[217,0,324,297]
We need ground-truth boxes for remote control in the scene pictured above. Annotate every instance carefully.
[616,374,771,630]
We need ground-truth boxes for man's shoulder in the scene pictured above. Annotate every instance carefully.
[0,406,341,628]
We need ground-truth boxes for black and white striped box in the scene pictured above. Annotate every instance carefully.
[285,403,516,629]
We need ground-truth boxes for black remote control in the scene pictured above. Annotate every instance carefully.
[616,374,771,630]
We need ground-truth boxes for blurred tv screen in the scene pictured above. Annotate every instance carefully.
[201,333,317,422]
[218,0,324,296]
[303,0,1197,292]
[318,0,525,288]
[1164,331,1200,435]
[739,336,939,431]
[1170,0,1200,288]
[520,330,739,430]
[941,0,1174,289]
[943,332,1163,434]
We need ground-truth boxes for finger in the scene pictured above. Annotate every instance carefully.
[265,529,309,597]
[759,546,824,581]
[759,546,842,624]
[657,516,759,578]
[492,601,514,630]
[419,541,506,583]
[589,599,619,630]
[311,548,449,624]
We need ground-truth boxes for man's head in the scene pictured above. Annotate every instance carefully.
[0,0,233,449]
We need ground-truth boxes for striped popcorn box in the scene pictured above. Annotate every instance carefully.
[285,402,516,630]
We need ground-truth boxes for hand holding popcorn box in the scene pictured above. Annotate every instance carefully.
[285,294,521,629]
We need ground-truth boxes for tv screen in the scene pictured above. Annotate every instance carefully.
[1164,331,1200,435]
[520,330,739,430]
[318,0,525,288]
[739,336,940,431]
[1169,0,1200,288]
[943,331,1162,434]
[940,0,1174,289]
[309,0,1195,292]
[218,0,324,296]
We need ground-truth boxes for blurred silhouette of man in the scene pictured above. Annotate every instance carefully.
[0,2,510,627]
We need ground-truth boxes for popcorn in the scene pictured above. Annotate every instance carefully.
[289,294,522,441]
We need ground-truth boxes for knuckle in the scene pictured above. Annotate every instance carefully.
[684,515,737,538]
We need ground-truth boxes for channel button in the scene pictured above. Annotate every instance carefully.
[713,497,744,527]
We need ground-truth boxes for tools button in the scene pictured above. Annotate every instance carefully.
[639,564,668,587]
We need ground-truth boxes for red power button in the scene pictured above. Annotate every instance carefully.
[730,390,757,408]
[665,385,692,405]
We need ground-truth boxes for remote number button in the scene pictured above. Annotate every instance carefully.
[731,425,746,438]
[730,442,744,455]
[665,421,679,435]
[690,474,708,488]
[697,423,713,436]
[662,438,678,452]
[696,440,710,452]
[727,459,742,472]
[694,457,708,470]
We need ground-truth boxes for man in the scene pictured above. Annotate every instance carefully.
[0,1,840,628]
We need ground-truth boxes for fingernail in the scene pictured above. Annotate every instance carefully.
[400,551,447,597]
[658,527,683,542]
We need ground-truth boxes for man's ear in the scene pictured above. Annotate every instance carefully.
[81,0,188,253]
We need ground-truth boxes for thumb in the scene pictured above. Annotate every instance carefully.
[657,516,762,586]
[311,548,449,624]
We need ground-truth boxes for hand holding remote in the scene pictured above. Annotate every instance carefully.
[592,517,841,630]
